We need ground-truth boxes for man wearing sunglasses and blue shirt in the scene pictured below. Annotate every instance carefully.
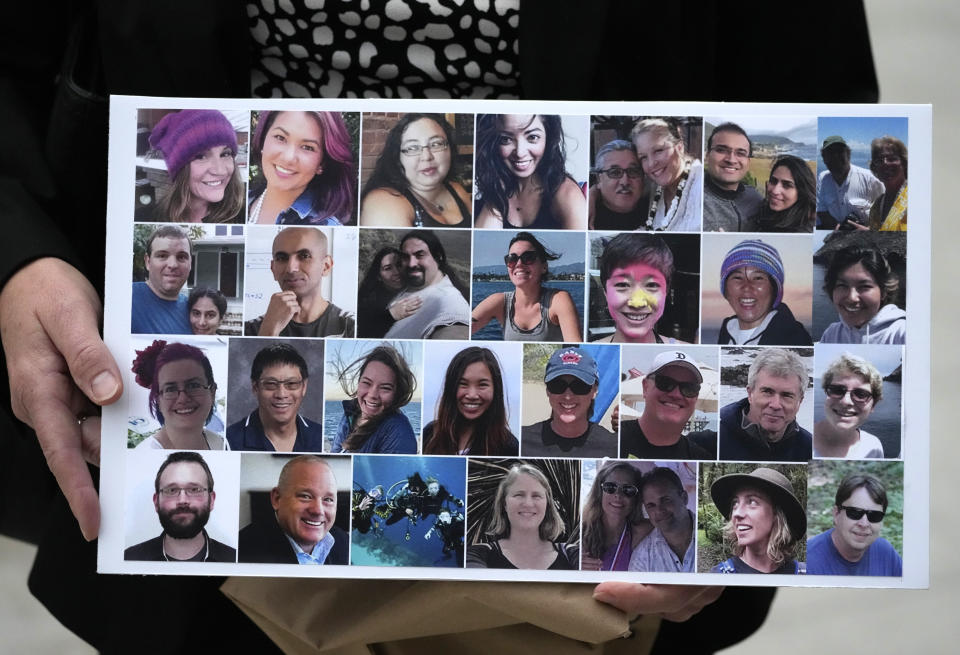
[807,472,902,576]
[620,350,716,460]
[521,346,617,458]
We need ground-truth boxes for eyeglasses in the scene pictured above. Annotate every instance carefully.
[600,482,639,498]
[710,144,750,159]
[158,485,209,498]
[258,378,304,391]
[504,251,539,266]
[597,166,643,180]
[824,384,874,403]
[160,381,213,400]
[879,154,902,164]
[400,139,449,157]
[546,378,594,395]
[650,374,700,398]
[838,505,885,523]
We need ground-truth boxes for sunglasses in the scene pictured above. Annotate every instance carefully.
[838,504,885,523]
[597,166,643,180]
[825,384,874,403]
[504,251,539,266]
[651,374,700,398]
[546,377,594,395]
[600,482,639,498]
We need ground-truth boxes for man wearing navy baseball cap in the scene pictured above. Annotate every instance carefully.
[621,350,716,459]
[521,346,617,458]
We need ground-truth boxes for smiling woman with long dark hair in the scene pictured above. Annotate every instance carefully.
[423,347,518,456]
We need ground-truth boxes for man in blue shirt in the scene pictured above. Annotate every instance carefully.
[226,344,323,452]
[807,472,902,576]
[131,225,193,334]
[238,456,348,565]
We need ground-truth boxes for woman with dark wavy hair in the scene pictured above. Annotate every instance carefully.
[821,245,905,344]
[475,114,585,230]
[356,246,422,338]
[581,462,651,571]
[423,347,518,456]
[248,110,356,225]
[360,113,471,228]
[331,345,418,454]
[750,155,816,232]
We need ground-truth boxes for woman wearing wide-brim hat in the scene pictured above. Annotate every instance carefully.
[709,467,806,574]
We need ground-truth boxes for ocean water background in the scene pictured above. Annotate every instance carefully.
[471,280,586,340]
[324,401,422,452]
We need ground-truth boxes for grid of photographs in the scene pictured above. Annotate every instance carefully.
[117,106,912,581]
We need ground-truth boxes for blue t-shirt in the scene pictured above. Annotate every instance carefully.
[807,528,902,576]
[131,282,191,334]
[226,410,324,452]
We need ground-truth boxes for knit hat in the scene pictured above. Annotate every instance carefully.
[710,467,806,538]
[719,239,784,308]
[149,110,238,179]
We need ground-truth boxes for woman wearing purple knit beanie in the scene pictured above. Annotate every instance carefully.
[147,109,245,223]
[717,239,813,346]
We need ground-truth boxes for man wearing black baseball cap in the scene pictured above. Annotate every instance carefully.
[621,350,716,459]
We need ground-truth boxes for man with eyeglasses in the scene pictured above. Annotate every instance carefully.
[124,451,236,562]
[719,348,812,461]
[245,226,355,337]
[620,350,716,460]
[132,225,194,334]
[239,455,348,565]
[816,135,884,230]
[628,467,696,572]
[227,344,322,452]
[521,346,617,457]
[588,140,649,231]
[702,123,764,232]
[807,472,902,576]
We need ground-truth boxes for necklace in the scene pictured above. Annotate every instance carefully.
[249,191,266,224]
[646,160,691,230]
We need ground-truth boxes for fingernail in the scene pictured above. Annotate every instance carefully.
[91,371,119,403]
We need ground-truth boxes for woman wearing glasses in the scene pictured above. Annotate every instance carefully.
[474,114,586,230]
[867,137,908,231]
[471,232,582,342]
[248,111,357,225]
[131,340,226,450]
[588,140,649,231]
[581,462,652,571]
[521,346,616,458]
[813,353,885,458]
[360,113,471,227]
[466,463,578,570]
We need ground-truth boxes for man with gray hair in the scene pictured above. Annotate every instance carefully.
[588,140,648,230]
[719,348,811,461]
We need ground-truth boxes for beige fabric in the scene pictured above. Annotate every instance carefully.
[221,578,660,655]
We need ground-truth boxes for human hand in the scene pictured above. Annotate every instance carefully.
[259,291,301,335]
[592,583,724,622]
[0,258,123,541]
[359,496,372,511]
[389,296,422,321]
[580,555,603,571]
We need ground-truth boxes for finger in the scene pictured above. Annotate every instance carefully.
[30,394,100,540]
[43,290,122,406]
[79,415,102,467]
[592,583,722,618]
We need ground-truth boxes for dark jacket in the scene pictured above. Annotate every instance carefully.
[238,519,348,565]
[124,530,236,562]
[718,397,812,462]
[718,302,814,346]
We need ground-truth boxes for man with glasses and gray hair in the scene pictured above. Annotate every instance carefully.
[124,451,236,562]
[588,139,649,230]
[703,122,763,232]
[807,472,902,576]
[620,350,716,459]
[227,343,322,452]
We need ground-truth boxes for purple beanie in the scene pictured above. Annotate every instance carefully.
[719,239,785,308]
[148,110,238,179]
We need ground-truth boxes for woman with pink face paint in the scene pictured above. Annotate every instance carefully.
[593,233,685,344]
[471,232,582,342]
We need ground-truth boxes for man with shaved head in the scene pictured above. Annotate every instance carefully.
[238,455,348,564]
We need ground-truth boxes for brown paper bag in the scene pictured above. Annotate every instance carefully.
[221,578,660,655]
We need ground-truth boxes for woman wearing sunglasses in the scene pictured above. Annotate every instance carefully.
[581,462,652,571]
[813,353,885,458]
[521,346,616,458]
[709,466,806,574]
[471,232,582,342]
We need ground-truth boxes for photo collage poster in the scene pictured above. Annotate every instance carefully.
[99,96,931,588]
